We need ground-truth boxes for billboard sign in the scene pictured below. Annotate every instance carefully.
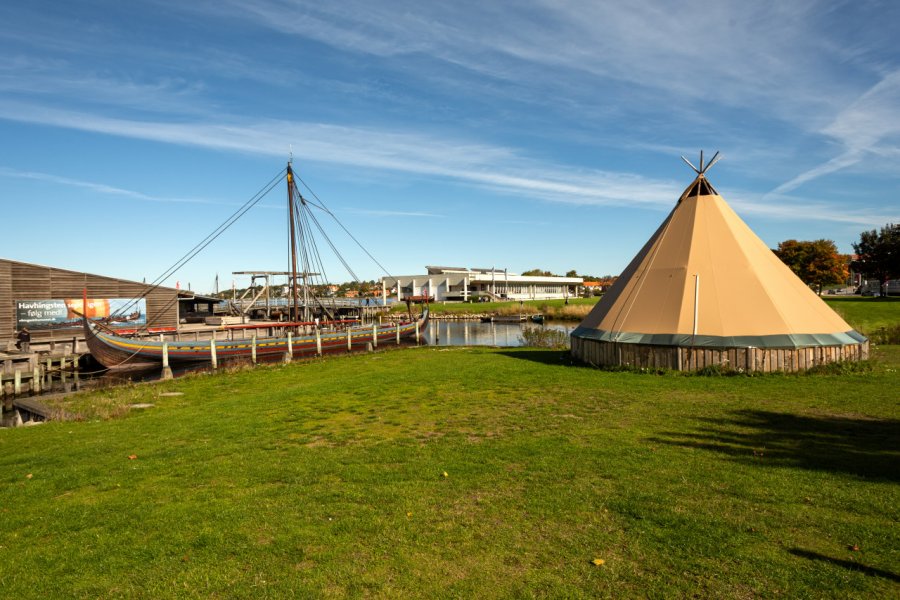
[15,298,147,331]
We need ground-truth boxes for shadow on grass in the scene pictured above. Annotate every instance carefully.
[496,348,587,367]
[789,548,900,583]
[649,410,900,482]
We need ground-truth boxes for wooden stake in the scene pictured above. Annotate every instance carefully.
[210,339,217,369]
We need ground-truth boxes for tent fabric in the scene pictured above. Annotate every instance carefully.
[573,175,866,349]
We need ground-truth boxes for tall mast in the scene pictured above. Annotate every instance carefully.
[287,163,299,323]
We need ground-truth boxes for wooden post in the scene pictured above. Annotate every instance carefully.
[284,333,293,363]
[372,323,378,348]
[45,357,52,387]
[347,329,352,352]
[251,334,257,364]
[14,370,21,396]
[162,343,173,380]
[159,334,164,342]
[210,339,217,369]
[415,321,420,344]
[396,323,401,345]
[60,357,67,386]
[315,328,322,356]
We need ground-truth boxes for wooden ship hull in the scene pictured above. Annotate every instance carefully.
[83,309,429,369]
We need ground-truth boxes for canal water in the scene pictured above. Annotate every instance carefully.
[423,320,576,347]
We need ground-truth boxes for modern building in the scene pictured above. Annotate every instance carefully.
[381,266,582,302]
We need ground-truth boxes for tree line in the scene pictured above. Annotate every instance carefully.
[774,223,898,296]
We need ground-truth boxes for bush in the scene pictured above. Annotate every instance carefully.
[869,324,900,345]
[519,326,570,349]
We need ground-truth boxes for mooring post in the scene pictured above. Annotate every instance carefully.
[372,323,378,348]
[73,358,80,390]
[32,367,40,394]
[415,321,420,344]
[346,329,352,352]
[45,357,51,386]
[14,370,21,396]
[251,334,257,364]
[210,339,218,369]
[284,333,293,363]
[159,333,164,342]
[396,322,401,345]
[315,328,322,356]
[161,342,173,380]
[60,357,67,386]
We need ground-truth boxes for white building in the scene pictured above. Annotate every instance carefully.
[381,266,583,302]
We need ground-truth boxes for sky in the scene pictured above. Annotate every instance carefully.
[1,0,898,294]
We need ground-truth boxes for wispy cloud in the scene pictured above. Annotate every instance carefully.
[773,69,900,192]
[341,208,445,218]
[1,101,893,227]
[0,166,229,206]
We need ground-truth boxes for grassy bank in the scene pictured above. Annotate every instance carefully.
[393,297,600,321]
[2,345,898,598]
[824,296,900,342]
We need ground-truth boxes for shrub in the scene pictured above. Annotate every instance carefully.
[519,326,570,349]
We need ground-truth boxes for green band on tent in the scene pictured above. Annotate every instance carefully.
[571,327,867,349]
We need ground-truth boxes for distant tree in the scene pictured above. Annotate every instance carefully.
[774,239,848,294]
[852,223,899,296]
[521,268,554,276]
[565,269,578,278]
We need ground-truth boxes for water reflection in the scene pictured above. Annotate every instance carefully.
[424,320,576,347]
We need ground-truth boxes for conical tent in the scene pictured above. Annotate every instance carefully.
[571,155,868,372]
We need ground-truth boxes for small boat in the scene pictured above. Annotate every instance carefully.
[489,314,528,323]
[531,314,544,323]
[83,309,428,369]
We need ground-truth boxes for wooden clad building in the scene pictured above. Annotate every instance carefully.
[1,258,179,347]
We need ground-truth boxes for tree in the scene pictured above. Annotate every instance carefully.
[521,268,554,276]
[565,269,578,278]
[774,239,849,294]
[852,223,899,296]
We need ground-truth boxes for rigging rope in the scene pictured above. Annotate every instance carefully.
[108,167,286,327]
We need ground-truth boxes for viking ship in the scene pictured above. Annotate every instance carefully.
[84,162,428,368]
[83,309,427,369]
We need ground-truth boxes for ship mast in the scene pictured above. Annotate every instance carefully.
[287,163,299,323]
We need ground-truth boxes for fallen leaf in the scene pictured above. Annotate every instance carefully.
[442,471,449,478]
[128,455,138,460]
[25,473,33,479]
[849,544,860,552]
[592,558,605,566]
[406,512,412,517]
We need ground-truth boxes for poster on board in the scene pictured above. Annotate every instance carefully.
[15,298,147,331]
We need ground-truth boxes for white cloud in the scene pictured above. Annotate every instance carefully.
[0,166,229,206]
[773,69,900,192]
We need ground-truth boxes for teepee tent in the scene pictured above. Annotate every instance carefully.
[571,153,868,372]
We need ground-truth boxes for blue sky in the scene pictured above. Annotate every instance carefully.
[1,1,898,293]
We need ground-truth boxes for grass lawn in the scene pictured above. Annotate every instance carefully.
[393,297,600,320]
[824,296,900,338]
[1,344,898,598]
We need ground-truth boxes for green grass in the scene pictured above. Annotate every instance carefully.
[394,297,600,320]
[2,345,898,598]
[824,296,900,340]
